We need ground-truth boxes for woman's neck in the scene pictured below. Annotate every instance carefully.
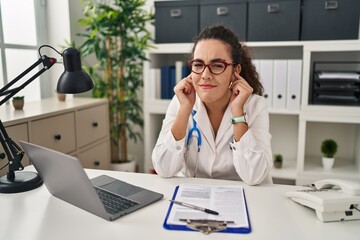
[204,91,231,136]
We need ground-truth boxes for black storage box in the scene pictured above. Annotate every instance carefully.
[312,72,360,106]
[311,61,360,106]
[199,0,247,41]
[155,0,199,43]
[247,0,301,41]
[301,0,360,40]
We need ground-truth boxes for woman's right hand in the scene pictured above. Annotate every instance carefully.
[173,74,196,112]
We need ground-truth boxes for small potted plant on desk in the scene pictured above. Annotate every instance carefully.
[273,154,283,169]
[321,139,338,170]
[12,96,25,110]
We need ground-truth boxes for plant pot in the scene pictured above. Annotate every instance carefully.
[111,154,137,172]
[111,160,137,172]
[57,93,66,101]
[322,157,334,170]
[12,99,24,110]
[274,161,282,169]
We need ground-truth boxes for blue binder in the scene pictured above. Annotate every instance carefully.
[163,185,252,234]
[160,66,175,99]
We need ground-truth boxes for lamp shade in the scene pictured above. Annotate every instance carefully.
[56,48,94,93]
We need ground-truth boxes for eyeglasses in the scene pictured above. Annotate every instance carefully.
[188,60,237,75]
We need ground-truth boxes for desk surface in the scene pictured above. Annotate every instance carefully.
[1,167,359,240]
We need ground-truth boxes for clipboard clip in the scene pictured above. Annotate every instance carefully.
[179,219,235,235]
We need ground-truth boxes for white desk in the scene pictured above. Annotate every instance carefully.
[0,166,359,240]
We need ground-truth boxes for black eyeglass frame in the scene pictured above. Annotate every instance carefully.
[188,60,238,75]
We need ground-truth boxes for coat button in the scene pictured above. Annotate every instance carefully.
[176,146,181,151]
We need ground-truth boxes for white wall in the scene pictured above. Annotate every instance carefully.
[45,0,71,97]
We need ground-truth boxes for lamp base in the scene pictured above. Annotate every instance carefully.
[0,171,43,193]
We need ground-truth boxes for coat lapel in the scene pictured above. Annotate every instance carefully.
[193,98,216,153]
[215,105,232,145]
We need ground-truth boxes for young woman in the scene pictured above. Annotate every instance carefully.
[152,25,272,185]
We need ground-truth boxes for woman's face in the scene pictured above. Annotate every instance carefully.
[191,39,235,105]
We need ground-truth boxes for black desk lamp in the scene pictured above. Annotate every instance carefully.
[0,45,93,193]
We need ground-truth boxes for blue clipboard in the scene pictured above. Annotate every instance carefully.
[163,185,252,234]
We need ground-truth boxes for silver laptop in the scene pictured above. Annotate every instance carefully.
[20,141,163,221]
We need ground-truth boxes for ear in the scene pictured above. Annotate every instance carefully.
[235,64,241,74]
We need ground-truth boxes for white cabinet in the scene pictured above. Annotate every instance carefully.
[0,98,111,177]
[143,40,360,185]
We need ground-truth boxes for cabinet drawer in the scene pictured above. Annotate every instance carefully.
[301,0,360,40]
[200,0,247,41]
[76,104,109,148]
[78,140,110,170]
[155,0,199,43]
[248,0,301,41]
[30,113,76,153]
[0,123,29,176]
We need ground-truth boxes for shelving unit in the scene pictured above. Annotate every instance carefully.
[143,40,360,185]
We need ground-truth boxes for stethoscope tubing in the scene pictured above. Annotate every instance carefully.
[186,110,201,177]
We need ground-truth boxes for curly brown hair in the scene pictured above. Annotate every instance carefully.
[191,25,263,96]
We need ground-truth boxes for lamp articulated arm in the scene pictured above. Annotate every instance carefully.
[0,55,56,182]
[0,55,57,105]
[0,120,24,180]
[0,45,93,193]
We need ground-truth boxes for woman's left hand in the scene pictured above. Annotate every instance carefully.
[230,72,253,116]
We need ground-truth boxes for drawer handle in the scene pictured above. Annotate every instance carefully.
[267,4,280,13]
[325,1,338,10]
[217,7,229,16]
[291,95,296,100]
[170,9,182,18]
[277,94,282,99]
[54,134,61,141]
[264,94,268,99]
[92,122,98,127]
[94,161,100,166]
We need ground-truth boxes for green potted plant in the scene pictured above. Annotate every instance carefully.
[321,139,338,170]
[273,154,283,169]
[12,96,25,110]
[77,0,154,171]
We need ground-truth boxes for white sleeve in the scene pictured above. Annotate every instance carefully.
[230,97,273,185]
[151,97,188,177]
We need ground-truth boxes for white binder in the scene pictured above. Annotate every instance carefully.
[286,60,302,111]
[175,61,183,84]
[273,60,287,110]
[149,68,161,99]
[258,60,274,109]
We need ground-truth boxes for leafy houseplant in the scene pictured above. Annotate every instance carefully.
[12,96,25,110]
[78,0,154,165]
[321,139,338,170]
[273,154,283,169]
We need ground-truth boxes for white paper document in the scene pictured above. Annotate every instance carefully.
[166,184,249,228]
[318,72,360,80]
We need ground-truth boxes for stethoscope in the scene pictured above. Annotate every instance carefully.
[185,110,202,177]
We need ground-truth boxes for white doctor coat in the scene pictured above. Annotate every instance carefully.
[152,94,273,185]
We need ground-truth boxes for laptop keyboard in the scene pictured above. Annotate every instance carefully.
[94,187,140,215]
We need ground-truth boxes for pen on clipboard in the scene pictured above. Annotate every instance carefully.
[169,200,219,215]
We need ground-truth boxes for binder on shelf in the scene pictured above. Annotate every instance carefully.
[273,60,287,110]
[286,60,302,111]
[160,66,176,99]
[259,60,274,109]
[175,61,183,84]
[149,68,161,99]
[163,184,251,234]
[169,67,176,98]
[175,61,191,84]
